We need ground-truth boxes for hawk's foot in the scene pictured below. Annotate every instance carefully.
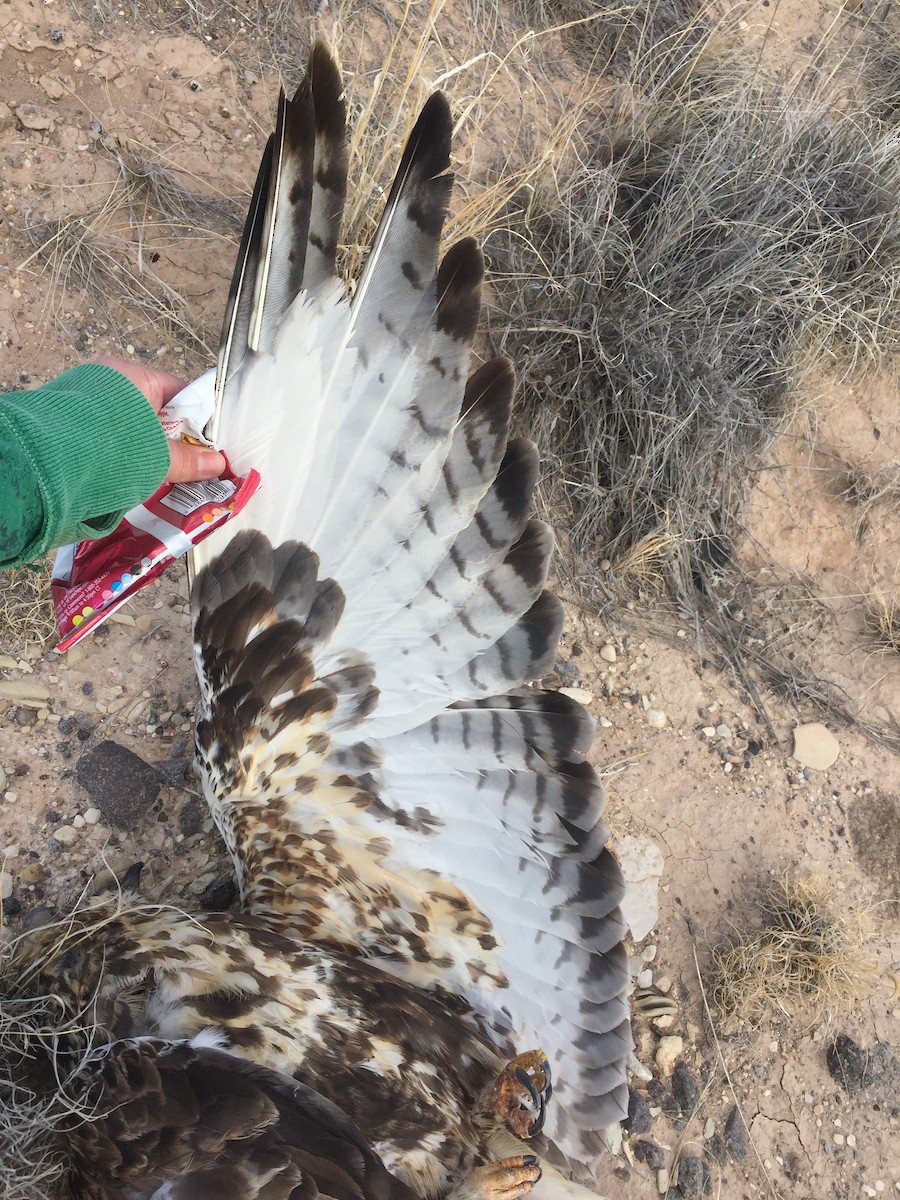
[449,1156,542,1200]
[480,1050,552,1140]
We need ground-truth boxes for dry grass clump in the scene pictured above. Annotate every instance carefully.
[0,924,84,1200]
[511,0,702,72]
[324,2,576,281]
[711,875,873,1024]
[0,567,57,655]
[839,461,900,540]
[0,887,159,1200]
[862,17,900,127]
[487,28,900,607]
[866,588,900,655]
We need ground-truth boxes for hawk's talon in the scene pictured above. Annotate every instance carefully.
[449,1155,543,1200]
[481,1050,552,1141]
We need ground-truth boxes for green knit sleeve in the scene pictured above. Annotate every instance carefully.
[0,364,171,569]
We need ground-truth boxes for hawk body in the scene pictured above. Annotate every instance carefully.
[1,40,631,1200]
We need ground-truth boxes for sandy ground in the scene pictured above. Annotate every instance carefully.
[1,1,899,1197]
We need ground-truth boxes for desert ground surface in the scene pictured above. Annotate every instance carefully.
[0,0,899,1197]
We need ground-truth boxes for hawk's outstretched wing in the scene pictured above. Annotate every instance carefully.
[69,1035,419,1200]
[190,41,631,1166]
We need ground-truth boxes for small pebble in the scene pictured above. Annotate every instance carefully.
[19,862,44,885]
[558,686,593,705]
[676,1155,710,1197]
[52,825,78,846]
[634,1141,665,1170]
[656,1035,683,1077]
[637,968,653,988]
[646,709,667,729]
[598,715,613,728]
[624,1088,652,1135]
[0,871,12,900]
[723,1105,747,1162]
[672,1060,701,1114]
[599,644,617,663]
[715,723,731,738]
[72,814,85,829]
[83,807,102,825]
[702,726,716,738]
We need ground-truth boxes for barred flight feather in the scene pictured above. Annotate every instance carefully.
[196,34,631,1192]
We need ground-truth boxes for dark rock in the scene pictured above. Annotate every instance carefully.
[646,1077,679,1121]
[81,681,94,696]
[170,736,189,758]
[152,758,190,787]
[16,707,36,727]
[45,809,61,822]
[22,905,54,931]
[59,713,95,740]
[634,1140,665,1170]
[723,1105,747,1162]
[612,1166,630,1182]
[825,1035,900,1116]
[2,896,21,917]
[121,862,145,893]
[827,1035,871,1093]
[75,741,161,830]
[179,798,204,837]
[624,1087,652,1134]
[199,875,237,911]
[646,1078,670,1107]
[672,1060,701,1114]
[676,1155,711,1197]
[705,1132,727,1165]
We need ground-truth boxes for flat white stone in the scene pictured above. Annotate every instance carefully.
[616,834,665,941]
[792,722,840,770]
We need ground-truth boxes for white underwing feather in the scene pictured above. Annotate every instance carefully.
[190,41,631,1174]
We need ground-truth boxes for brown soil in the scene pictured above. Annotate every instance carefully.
[1,1,898,1198]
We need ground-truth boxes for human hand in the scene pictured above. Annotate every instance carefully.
[95,355,226,483]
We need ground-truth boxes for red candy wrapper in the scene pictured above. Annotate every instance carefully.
[52,370,260,651]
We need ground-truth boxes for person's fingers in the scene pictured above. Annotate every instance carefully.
[94,354,188,412]
[167,440,226,484]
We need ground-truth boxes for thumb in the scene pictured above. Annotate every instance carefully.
[167,441,226,484]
